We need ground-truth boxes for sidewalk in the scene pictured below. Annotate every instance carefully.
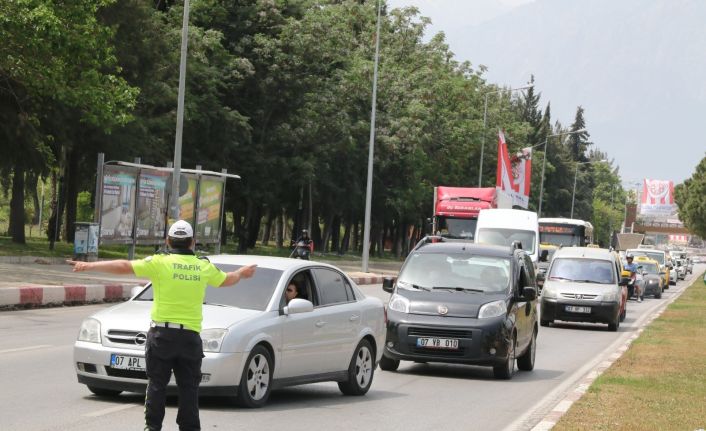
[0,256,401,309]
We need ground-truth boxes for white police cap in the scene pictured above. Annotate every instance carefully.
[168,220,194,238]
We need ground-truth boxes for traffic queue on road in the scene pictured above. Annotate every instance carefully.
[72,209,694,406]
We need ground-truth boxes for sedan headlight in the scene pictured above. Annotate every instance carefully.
[201,329,228,353]
[77,318,101,343]
[388,294,410,313]
[478,300,506,319]
[541,284,558,299]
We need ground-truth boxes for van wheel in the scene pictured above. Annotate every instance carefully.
[493,334,516,379]
[517,329,536,371]
[379,354,400,371]
[608,316,620,332]
[540,319,550,327]
[338,339,374,396]
[655,289,662,299]
[620,305,626,322]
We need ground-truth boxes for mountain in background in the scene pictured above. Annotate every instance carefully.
[447,0,706,183]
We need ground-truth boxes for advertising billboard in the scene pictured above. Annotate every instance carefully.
[178,175,199,226]
[496,130,532,208]
[640,179,675,215]
[100,165,137,242]
[196,177,225,243]
[135,169,170,241]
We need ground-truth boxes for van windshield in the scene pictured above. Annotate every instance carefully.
[476,228,536,253]
[549,258,615,284]
[397,252,512,293]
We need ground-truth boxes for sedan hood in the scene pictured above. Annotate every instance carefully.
[91,300,261,332]
[398,289,506,318]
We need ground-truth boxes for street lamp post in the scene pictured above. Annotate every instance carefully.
[168,0,191,222]
[362,0,382,273]
[478,84,533,187]
[571,159,607,219]
[537,128,586,218]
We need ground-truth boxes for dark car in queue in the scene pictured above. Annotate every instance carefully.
[379,238,539,380]
[634,257,663,299]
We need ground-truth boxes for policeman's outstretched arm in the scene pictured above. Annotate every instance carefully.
[67,259,136,275]
[220,264,257,287]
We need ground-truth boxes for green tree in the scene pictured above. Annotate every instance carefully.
[675,155,706,238]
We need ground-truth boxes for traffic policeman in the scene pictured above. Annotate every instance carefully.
[68,220,257,431]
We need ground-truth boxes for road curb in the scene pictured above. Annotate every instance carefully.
[0,283,141,309]
[529,280,691,431]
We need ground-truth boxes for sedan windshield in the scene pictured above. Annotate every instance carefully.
[135,264,282,311]
[476,228,536,254]
[397,252,512,293]
[548,258,615,284]
[638,262,658,274]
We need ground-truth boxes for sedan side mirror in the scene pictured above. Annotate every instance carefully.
[382,277,396,293]
[283,298,314,315]
[522,286,537,301]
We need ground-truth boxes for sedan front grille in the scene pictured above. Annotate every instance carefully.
[560,293,598,300]
[407,327,472,339]
[107,330,147,345]
[105,367,148,380]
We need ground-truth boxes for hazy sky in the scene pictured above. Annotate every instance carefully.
[385,0,706,186]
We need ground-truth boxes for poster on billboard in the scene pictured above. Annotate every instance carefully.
[135,169,170,241]
[196,177,225,243]
[178,174,199,226]
[495,130,532,208]
[640,179,675,215]
[100,165,137,242]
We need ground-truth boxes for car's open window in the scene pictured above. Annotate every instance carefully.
[134,264,282,311]
[281,270,316,307]
[311,268,351,306]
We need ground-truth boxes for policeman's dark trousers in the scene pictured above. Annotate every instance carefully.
[144,327,203,431]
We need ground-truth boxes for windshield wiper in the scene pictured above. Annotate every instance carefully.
[432,286,483,293]
[549,276,572,281]
[203,302,232,307]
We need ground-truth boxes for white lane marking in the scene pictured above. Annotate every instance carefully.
[83,403,138,417]
[0,344,53,354]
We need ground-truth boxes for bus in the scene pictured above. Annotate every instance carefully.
[538,218,594,247]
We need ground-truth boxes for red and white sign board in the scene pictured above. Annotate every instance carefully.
[640,179,675,215]
[495,130,532,208]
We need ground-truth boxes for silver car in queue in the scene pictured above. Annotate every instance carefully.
[74,255,385,407]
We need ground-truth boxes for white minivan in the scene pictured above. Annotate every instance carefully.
[475,209,540,264]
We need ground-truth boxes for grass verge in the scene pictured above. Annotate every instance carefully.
[553,272,706,431]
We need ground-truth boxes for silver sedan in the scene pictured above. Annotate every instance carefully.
[74,255,385,407]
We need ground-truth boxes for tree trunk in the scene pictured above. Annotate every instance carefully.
[275,208,284,248]
[311,208,322,251]
[352,221,359,253]
[394,222,406,258]
[340,220,351,255]
[261,209,274,246]
[321,213,334,253]
[47,171,66,250]
[26,172,40,225]
[64,148,79,243]
[9,167,26,244]
[247,204,262,249]
[330,214,341,254]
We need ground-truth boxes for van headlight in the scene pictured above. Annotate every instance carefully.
[542,284,558,299]
[478,300,506,319]
[602,292,618,302]
[388,294,410,313]
[201,329,228,353]
[77,318,101,343]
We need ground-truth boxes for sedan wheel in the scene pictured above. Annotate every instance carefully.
[236,345,273,408]
[338,339,375,396]
[493,334,516,379]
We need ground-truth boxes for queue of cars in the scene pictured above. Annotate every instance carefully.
[73,213,696,404]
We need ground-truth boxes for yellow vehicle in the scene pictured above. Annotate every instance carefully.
[634,256,665,298]
[626,248,672,288]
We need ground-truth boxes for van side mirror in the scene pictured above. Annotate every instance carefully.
[382,277,395,293]
[522,286,537,301]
